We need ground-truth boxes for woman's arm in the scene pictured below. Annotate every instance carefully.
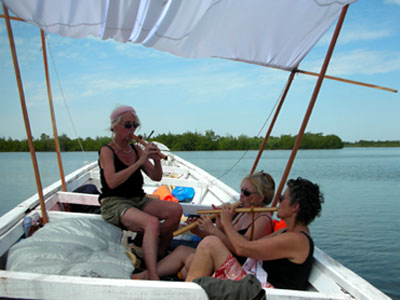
[99,146,145,189]
[221,206,310,263]
[198,209,274,254]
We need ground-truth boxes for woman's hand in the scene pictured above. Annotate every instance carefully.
[186,216,201,235]
[220,203,235,227]
[197,214,215,234]
[137,142,159,165]
[146,142,161,161]
[213,204,223,229]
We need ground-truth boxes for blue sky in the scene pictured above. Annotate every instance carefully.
[0,1,399,143]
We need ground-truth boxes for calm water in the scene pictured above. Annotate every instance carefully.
[0,148,399,299]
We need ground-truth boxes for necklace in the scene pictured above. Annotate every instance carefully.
[112,140,133,154]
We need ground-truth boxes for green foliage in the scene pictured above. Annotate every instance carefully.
[344,140,400,147]
[149,131,345,151]
[0,135,111,152]
[3,131,397,152]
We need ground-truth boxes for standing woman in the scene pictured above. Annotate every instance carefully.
[98,105,182,280]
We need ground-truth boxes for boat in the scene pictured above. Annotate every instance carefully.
[0,144,392,300]
[0,0,395,299]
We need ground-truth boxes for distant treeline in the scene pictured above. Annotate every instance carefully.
[0,131,398,152]
[0,131,342,152]
[0,134,110,152]
[344,140,400,147]
[152,131,344,151]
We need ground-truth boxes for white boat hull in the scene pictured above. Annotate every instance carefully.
[0,148,391,300]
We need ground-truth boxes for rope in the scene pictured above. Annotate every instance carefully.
[45,34,89,164]
[213,82,288,182]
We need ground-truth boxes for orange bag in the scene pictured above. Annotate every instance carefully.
[152,185,179,202]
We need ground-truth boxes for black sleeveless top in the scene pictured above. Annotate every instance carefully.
[234,214,273,265]
[98,144,145,201]
[262,230,314,290]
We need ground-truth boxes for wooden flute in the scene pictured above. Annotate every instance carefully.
[173,201,242,237]
[196,206,278,214]
[131,134,167,160]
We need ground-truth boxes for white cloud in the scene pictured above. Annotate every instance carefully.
[384,0,400,6]
[86,79,146,96]
[304,49,400,76]
[318,27,391,46]
[339,29,391,44]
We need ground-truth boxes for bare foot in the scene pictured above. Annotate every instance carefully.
[131,271,148,280]
[148,272,160,280]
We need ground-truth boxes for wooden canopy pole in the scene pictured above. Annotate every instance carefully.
[250,70,296,175]
[0,13,24,22]
[3,4,48,223]
[271,5,350,209]
[40,30,67,192]
[295,69,397,93]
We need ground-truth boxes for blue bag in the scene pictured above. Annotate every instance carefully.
[172,186,195,202]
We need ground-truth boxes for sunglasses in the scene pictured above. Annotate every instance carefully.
[123,121,140,129]
[240,189,257,197]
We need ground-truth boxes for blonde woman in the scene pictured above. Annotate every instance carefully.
[133,171,275,280]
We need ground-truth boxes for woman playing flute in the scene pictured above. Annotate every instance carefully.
[185,177,324,290]
[98,105,182,280]
[132,171,275,280]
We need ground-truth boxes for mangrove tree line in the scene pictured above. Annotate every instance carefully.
[0,131,345,152]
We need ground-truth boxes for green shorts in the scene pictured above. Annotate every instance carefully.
[100,195,153,228]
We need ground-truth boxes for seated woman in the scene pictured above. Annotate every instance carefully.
[185,177,324,290]
[132,171,275,280]
[98,105,182,280]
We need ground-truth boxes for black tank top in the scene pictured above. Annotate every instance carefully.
[98,144,145,201]
[262,231,314,290]
[234,214,273,265]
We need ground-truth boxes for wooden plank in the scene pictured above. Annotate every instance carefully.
[0,212,40,257]
[265,288,348,300]
[144,176,209,189]
[0,218,24,258]
[0,207,27,236]
[0,270,208,300]
[308,259,346,295]
[180,203,213,215]
[46,211,103,222]
[56,192,100,206]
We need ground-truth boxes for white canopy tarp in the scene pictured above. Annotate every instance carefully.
[2,0,356,71]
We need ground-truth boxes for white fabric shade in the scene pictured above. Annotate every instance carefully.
[2,0,356,71]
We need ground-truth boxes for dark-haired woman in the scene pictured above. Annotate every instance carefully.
[186,177,324,290]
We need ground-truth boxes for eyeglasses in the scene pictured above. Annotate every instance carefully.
[123,121,140,129]
[240,189,257,197]
[279,195,284,202]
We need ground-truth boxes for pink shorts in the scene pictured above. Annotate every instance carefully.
[213,255,274,288]
[212,255,247,281]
